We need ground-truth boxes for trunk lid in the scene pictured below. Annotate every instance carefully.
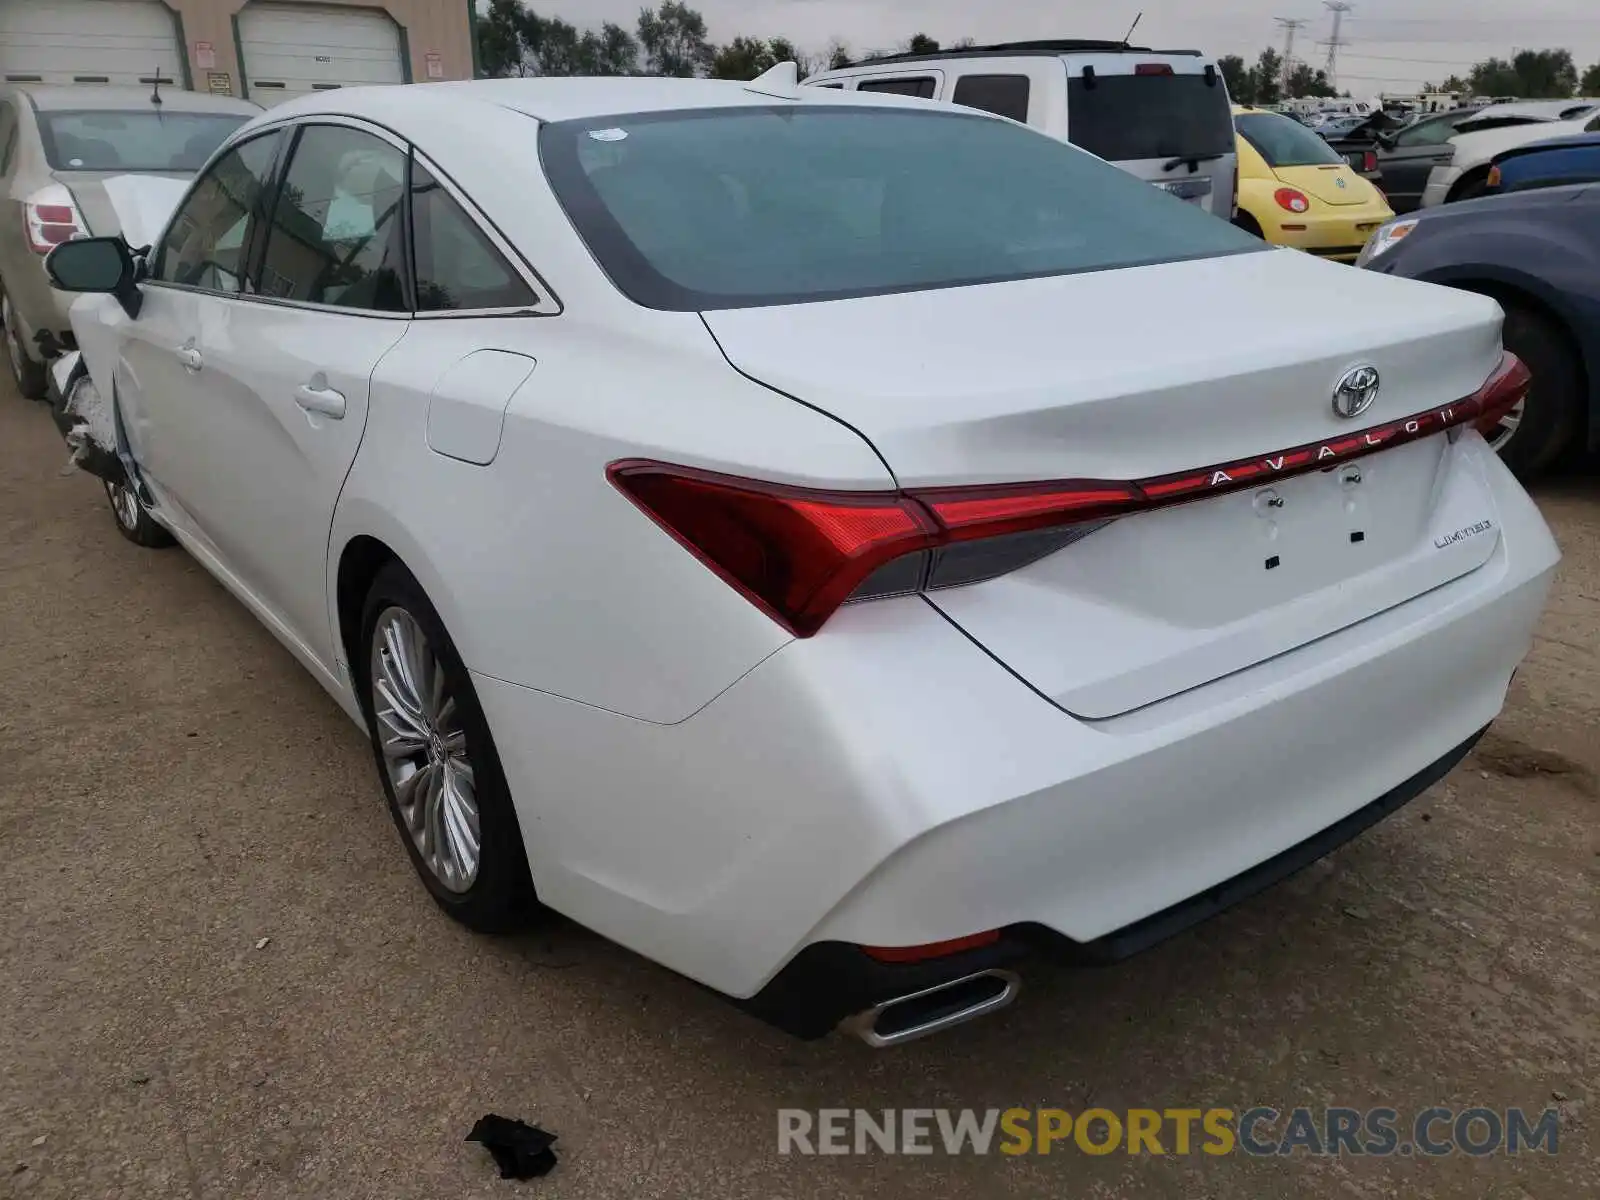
[1274,162,1372,205]
[703,249,1508,717]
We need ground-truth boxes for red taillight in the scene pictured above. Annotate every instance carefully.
[1473,350,1532,436]
[606,461,939,637]
[1274,187,1311,214]
[1135,63,1174,76]
[609,353,1526,637]
[24,192,87,255]
[863,931,1002,963]
[1363,150,1378,174]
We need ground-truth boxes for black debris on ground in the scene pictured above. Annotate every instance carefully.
[466,1114,559,1180]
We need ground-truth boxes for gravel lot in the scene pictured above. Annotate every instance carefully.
[1,376,1595,1199]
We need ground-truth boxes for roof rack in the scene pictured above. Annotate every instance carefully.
[848,40,1204,67]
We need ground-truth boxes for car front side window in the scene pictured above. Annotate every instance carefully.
[153,130,283,294]
[254,123,407,312]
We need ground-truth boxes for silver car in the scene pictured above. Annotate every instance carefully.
[0,85,258,397]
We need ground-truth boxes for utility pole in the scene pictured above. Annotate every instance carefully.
[1321,1,1353,91]
[1275,17,1308,94]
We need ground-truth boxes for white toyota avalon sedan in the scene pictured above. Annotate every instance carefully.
[44,70,1559,1046]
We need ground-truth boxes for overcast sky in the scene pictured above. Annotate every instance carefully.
[571,0,1600,94]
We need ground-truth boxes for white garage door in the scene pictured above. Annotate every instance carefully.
[0,0,183,88]
[238,3,404,107]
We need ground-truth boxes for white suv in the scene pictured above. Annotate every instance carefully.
[804,39,1238,218]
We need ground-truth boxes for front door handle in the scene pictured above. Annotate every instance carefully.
[294,383,346,420]
[175,345,202,372]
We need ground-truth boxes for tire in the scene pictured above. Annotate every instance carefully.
[1494,304,1584,480]
[358,561,538,932]
[2,289,47,400]
[104,478,176,548]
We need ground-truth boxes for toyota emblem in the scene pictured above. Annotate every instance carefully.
[1332,366,1380,419]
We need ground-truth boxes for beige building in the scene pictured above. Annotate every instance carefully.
[0,0,477,105]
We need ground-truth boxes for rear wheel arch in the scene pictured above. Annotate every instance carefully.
[1232,209,1265,238]
[336,534,401,693]
[1441,277,1589,471]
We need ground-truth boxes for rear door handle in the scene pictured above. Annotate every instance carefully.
[175,345,202,372]
[294,384,346,419]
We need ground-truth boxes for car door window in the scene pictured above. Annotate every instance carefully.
[856,76,938,99]
[154,131,282,293]
[951,75,1031,122]
[255,124,407,312]
[1588,115,1600,132]
[1394,116,1455,147]
[410,161,537,311]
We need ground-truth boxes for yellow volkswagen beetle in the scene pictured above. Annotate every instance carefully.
[1232,106,1394,263]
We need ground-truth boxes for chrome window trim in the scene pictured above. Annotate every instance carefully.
[410,146,561,317]
[141,114,560,318]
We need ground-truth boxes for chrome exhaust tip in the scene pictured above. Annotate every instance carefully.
[842,969,1021,1048]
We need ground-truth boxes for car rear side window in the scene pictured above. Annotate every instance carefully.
[951,75,1031,122]
[1066,72,1234,161]
[1235,112,1344,167]
[856,76,937,99]
[410,161,537,311]
[540,105,1262,312]
[256,124,407,312]
[154,130,282,294]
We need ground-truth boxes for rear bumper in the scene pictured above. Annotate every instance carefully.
[473,437,1558,1020]
[1255,207,1391,262]
[745,725,1485,1038]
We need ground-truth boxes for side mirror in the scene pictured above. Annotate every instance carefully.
[1375,131,1397,151]
[44,236,143,318]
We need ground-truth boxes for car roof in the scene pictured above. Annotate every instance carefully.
[832,40,1206,69]
[245,75,963,128]
[5,84,261,116]
[1467,98,1599,123]
[1495,132,1600,160]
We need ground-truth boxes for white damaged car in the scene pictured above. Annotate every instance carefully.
[44,72,1559,1045]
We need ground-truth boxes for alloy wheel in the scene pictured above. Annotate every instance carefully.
[369,607,481,892]
[105,479,142,531]
[1481,395,1525,455]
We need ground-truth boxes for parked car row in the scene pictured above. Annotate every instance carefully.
[17,63,1574,1047]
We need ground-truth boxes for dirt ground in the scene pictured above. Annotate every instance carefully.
[1,376,1595,1200]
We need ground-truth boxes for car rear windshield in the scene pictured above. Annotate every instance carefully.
[540,106,1262,311]
[1065,72,1234,161]
[39,111,249,172]
[1235,111,1345,167]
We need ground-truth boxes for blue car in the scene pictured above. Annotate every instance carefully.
[1488,133,1600,195]
[1358,184,1599,478]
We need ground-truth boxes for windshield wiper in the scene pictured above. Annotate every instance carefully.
[1162,152,1227,172]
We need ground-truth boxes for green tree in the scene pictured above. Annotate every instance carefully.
[906,33,940,55]
[826,40,852,70]
[1251,47,1284,107]
[1218,54,1253,104]
[1285,62,1338,99]
[637,2,713,76]
[1471,49,1577,98]
[709,35,776,80]
[1584,62,1600,95]
[580,23,640,75]
[477,0,528,77]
